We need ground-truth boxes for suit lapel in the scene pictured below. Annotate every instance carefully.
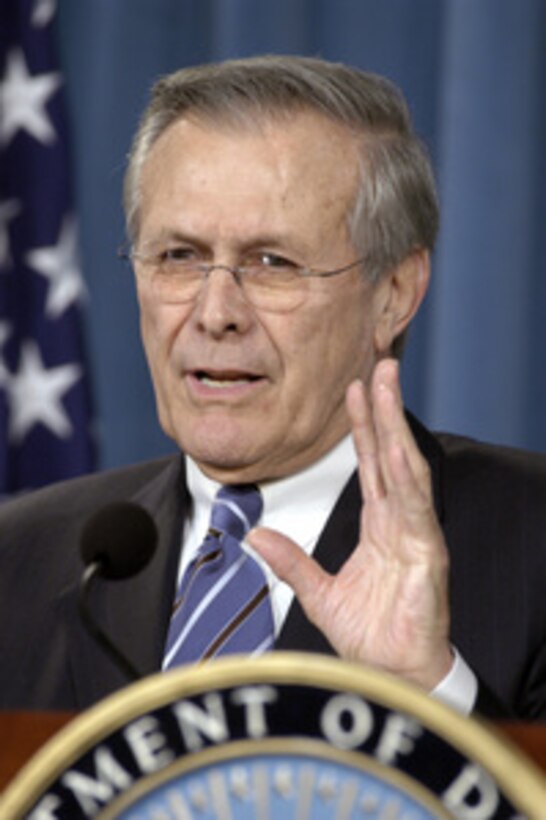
[407,412,445,523]
[104,456,188,673]
[276,471,361,655]
[64,456,188,708]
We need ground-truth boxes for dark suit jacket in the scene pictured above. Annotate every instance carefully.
[1,416,545,719]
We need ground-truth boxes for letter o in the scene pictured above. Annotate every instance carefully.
[320,694,374,750]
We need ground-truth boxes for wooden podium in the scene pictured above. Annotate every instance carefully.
[0,711,74,791]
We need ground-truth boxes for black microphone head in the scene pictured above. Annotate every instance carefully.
[80,502,158,580]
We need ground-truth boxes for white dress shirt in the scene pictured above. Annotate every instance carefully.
[180,435,477,714]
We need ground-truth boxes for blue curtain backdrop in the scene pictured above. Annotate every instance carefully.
[55,0,546,471]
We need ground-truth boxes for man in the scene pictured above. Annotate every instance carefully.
[0,56,545,718]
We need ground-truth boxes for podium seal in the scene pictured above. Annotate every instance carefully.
[1,654,544,818]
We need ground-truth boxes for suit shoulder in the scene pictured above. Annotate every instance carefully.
[0,455,181,535]
[434,431,546,535]
[435,431,546,483]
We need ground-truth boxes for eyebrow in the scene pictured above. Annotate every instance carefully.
[139,228,310,258]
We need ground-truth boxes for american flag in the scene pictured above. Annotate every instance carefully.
[0,0,95,494]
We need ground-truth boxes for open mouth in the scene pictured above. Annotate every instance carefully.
[194,370,262,388]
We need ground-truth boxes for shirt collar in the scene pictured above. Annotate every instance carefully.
[186,434,357,550]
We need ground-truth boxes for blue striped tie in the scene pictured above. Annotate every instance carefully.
[163,484,275,667]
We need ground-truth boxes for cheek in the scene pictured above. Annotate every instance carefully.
[138,289,176,352]
[299,300,373,381]
[271,300,372,418]
[137,292,185,386]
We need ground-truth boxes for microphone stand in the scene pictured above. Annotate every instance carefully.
[78,563,141,683]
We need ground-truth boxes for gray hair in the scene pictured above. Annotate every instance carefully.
[124,54,438,286]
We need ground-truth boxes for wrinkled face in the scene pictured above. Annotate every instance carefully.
[135,111,392,483]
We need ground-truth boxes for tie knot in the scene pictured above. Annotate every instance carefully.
[210,484,263,542]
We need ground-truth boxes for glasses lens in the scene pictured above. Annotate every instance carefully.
[135,257,201,304]
[137,260,308,312]
[240,266,306,312]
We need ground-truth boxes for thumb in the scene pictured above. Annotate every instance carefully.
[247,526,329,618]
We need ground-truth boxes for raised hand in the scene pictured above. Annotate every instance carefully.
[248,358,453,690]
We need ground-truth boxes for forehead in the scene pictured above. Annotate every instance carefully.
[138,110,362,247]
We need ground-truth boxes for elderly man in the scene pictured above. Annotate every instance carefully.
[0,56,545,718]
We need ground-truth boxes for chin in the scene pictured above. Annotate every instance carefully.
[175,420,266,475]
[190,450,268,484]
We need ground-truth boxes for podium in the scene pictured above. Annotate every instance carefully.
[1,657,545,818]
[0,711,73,791]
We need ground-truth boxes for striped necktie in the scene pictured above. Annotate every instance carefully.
[163,484,275,668]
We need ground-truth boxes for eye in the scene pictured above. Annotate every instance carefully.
[158,246,197,265]
[253,251,297,270]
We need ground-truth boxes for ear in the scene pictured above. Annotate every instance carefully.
[372,249,430,355]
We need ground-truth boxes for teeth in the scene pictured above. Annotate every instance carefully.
[200,376,251,388]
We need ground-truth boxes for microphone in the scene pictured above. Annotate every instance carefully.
[78,502,158,682]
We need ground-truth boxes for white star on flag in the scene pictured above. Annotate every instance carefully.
[31,0,58,28]
[26,214,87,317]
[0,48,61,147]
[0,199,22,270]
[5,340,82,443]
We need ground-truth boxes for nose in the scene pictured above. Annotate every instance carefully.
[192,266,254,338]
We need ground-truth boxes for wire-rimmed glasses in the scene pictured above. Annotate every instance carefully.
[120,245,365,313]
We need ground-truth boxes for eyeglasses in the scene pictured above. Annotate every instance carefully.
[120,245,365,313]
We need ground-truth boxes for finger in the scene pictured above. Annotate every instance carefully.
[346,378,385,501]
[247,527,331,624]
[371,360,432,500]
[382,434,434,520]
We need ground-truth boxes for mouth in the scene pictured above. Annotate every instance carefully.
[187,368,265,396]
[195,368,262,385]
